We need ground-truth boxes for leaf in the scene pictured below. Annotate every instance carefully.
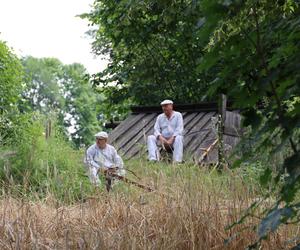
[196,17,206,28]
[231,158,243,168]
[246,242,259,250]
[283,152,300,179]
[291,243,300,250]
[259,168,272,187]
[242,109,262,129]
[258,207,293,239]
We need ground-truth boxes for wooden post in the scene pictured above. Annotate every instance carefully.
[48,120,52,138]
[218,94,227,167]
[45,120,52,139]
[221,94,227,124]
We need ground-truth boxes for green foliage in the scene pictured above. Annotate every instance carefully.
[22,57,102,147]
[201,0,300,134]
[0,114,94,203]
[83,0,300,246]
[81,0,211,107]
[259,167,272,188]
[0,40,24,143]
[0,41,23,111]
[198,0,300,246]
[258,206,294,239]
[1,0,299,246]
[21,57,65,112]
[61,63,103,147]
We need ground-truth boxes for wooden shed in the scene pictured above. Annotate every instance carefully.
[108,102,242,163]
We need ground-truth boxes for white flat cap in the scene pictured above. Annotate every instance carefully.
[95,131,108,139]
[160,99,173,105]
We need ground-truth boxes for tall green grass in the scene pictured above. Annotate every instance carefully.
[0,116,94,204]
[0,117,298,248]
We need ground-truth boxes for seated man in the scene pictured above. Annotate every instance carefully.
[147,99,184,163]
[84,131,125,186]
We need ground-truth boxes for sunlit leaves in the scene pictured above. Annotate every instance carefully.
[22,57,101,147]
[0,41,23,112]
[0,40,24,143]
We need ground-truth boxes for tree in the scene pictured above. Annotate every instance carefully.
[198,0,300,246]
[0,40,24,143]
[62,63,103,147]
[81,0,211,106]
[22,57,102,147]
[21,57,65,113]
[84,0,300,246]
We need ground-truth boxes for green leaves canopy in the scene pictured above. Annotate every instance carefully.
[0,41,23,111]
[0,41,24,143]
[82,0,211,105]
[199,0,300,245]
[22,57,101,147]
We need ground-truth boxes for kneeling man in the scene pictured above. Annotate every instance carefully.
[84,131,125,186]
[147,100,184,163]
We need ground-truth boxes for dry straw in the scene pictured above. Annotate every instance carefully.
[0,162,298,249]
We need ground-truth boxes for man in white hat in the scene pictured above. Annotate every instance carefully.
[147,99,184,163]
[84,131,125,186]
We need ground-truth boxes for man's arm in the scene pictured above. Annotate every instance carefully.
[112,147,124,169]
[153,115,162,139]
[84,146,100,169]
[154,115,168,144]
[166,136,175,145]
[173,112,184,137]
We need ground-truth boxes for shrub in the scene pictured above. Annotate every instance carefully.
[0,113,94,203]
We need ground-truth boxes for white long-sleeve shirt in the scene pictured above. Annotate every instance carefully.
[84,143,124,170]
[154,111,184,139]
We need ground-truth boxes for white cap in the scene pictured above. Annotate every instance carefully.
[160,99,173,105]
[94,131,108,139]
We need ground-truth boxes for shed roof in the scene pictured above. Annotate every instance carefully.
[108,103,242,163]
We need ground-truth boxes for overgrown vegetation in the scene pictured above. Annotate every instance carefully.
[0,159,299,249]
[21,56,102,147]
[0,0,299,248]
[81,0,300,247]
[0,115,94,204]
[0,41,24,145]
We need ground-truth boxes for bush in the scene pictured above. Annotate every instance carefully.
[0,113,94,203]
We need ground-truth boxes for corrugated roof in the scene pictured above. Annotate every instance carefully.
[108,106,241,163]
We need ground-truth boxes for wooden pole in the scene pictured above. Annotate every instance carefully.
[218,94,227,167]
[198,139,219,163]
[45,120,52,139]
[98,168,172,199]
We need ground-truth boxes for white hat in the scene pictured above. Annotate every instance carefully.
[160,99,173,105]
[94,131,108,139]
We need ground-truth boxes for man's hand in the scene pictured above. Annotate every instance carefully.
[97,167,108,175]
[159,135,175,149]
[166,136,175,145]
[159,135,167,144]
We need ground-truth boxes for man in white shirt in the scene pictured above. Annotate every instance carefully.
[147,100,184,163]
[84,131,125,186]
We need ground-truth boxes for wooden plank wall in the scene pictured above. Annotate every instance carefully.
[109,110,242,162]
